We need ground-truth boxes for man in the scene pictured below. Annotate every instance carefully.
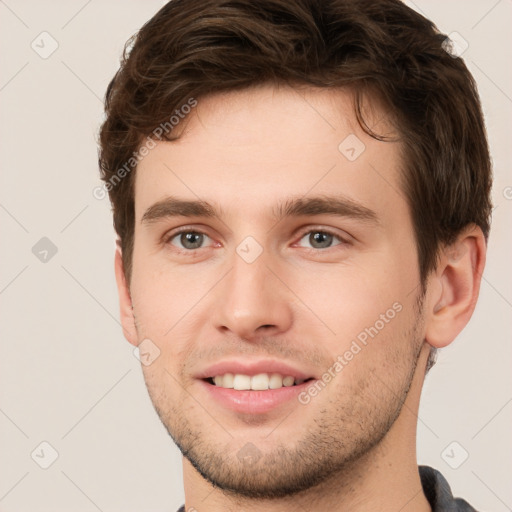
[98,0,492,510]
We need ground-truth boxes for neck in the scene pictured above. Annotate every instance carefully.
[182,345,432,512]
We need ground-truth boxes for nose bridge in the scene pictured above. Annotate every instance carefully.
[214,246,293,338]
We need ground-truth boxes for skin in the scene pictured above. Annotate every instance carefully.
[115,84,486,511]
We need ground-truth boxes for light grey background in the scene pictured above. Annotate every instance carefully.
[0,1,510,511]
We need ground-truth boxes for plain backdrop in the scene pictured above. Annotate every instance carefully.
[0,1,511,511]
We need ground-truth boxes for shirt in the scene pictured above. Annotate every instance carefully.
[176,465,478,511]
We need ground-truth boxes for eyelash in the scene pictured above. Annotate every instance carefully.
[164,227,215,250]
[163,227,350,252]
[294,228,350,249]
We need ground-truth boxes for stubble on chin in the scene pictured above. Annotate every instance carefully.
[142,326,424,499]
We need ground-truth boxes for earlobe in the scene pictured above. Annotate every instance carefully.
[425,225,486,349]
[114,245,138,346]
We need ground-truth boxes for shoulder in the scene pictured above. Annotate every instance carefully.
[419,465,479,512]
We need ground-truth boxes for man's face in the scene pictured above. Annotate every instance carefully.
[126,85,427,497]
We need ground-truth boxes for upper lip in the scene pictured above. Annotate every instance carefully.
[195,359,317,380]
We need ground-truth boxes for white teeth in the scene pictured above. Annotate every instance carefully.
[233,374,251,390]
[282,376,295,387]
[269,373,283,389]
[222,373,234,388]
[251,373,269,390]
[211,373,303,390]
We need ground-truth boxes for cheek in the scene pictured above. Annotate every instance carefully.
[131,244,181,321]
[129,252,216,356]
[294,264,408,333]
[288,251,418,365]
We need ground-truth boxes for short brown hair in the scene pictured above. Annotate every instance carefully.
[99,0,492,288]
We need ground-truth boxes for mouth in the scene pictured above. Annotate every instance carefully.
[200,376,316,415]
[204,373,315,390]
[196,361,318,414]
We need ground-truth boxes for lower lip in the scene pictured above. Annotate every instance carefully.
[199,379,315,414]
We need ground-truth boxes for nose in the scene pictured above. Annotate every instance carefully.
[214,250,294,341]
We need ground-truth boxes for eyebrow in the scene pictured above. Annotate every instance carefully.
[141,195,379,225]
[141,197,217,224]
[275,196,379,224]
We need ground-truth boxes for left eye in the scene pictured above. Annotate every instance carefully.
[297,231,342,249]
[169,231,212,250]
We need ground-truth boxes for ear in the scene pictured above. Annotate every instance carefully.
[424,225,487,349]
[114,243,138,346]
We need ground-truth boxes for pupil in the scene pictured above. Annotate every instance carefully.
[310,232,332,248]
[181,232,203,249]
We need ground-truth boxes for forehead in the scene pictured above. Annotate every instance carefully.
[134,84,405,222]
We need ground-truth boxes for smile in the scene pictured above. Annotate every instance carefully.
[208,372,311,390]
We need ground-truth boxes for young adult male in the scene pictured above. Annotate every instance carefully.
[98,0,492,510]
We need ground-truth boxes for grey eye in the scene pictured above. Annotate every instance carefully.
[297,230,342,249]
[170,231,209,249]
[309,231,334,248]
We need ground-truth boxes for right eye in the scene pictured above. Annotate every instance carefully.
[167,231,213,250]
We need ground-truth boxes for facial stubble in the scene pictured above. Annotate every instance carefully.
[140,301,426,500]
